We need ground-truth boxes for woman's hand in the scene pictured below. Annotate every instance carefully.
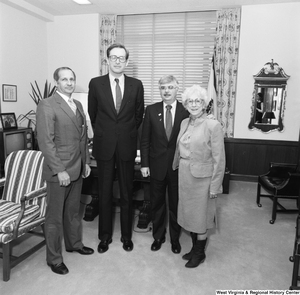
[209,193,218,199]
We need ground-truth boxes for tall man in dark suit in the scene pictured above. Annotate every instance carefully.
[36,67,94,276]
[88,43,144,253]
[140,75,189,254]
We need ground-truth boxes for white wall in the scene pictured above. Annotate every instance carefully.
[0,2,48,123]
[47,14,100,92]
[235,2,300,141]
[1,2,300,141]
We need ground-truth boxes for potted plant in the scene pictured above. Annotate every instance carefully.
[17,80,56,149]
[29,80,56,106]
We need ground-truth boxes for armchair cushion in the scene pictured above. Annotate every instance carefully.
[0,200,40,234]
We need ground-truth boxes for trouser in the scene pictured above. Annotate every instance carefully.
[45,178,83,265]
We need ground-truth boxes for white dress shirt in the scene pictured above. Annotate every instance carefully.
[109,74,125,108]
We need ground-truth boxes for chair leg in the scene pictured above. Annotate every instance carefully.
[291,247,300,288]
[270,196,277,224]
[256,183,262,207]
[3,242,11,282]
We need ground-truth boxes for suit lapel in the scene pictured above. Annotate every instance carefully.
[169,101,185,141]
[173,102,184,133]
[74,100,86,138]
[119,75,132,114]
[155,102,167,140]
[102,74,117,115]
[54,93,81,134]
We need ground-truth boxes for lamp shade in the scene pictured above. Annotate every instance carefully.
[263,112,276,119]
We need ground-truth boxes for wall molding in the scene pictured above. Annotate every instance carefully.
[224,138,299,179]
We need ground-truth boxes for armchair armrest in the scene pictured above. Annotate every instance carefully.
[0,177,6,188]
[22,183,47,202]
[13,184,47,239]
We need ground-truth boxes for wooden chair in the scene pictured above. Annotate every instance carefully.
[290,214,300,290]
[256,162,300,224]
[0,150,47,281]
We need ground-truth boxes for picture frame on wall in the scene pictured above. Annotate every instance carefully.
[0,113,18,130]
[2,84,17,102]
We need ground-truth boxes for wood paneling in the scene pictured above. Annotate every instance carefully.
[225,138,299,181]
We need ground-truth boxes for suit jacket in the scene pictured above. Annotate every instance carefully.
[88,74,144,161]
[172,114,225,194]
[36,92,90,182]
[140,101,189,181]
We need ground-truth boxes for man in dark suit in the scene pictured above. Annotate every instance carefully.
[88,43,144,253]
[140,75,189,254]
[37,67,94,276]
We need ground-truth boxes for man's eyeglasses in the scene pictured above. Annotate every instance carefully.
[109,55,127,63]
[159,85,177,90]
[187,99,203,106]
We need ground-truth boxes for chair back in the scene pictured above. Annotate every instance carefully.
[2,150,46,215]
[269,162,297,178]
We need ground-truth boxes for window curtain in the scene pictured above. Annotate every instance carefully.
[214,8,241,138]
[99,15,117,76]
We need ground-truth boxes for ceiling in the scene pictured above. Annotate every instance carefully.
[1,0,298,21]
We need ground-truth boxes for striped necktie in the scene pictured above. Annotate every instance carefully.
[165,105,172,140]
[68,97,77,114]
[115,78,122,113]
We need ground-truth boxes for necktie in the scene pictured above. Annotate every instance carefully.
[68,97,77,114]
[115,78,122,113]
[165,105,172,140]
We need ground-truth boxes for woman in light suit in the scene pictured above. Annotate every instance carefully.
[173,85,225,268]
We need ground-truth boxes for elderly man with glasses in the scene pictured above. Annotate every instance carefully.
[140,75,189,254]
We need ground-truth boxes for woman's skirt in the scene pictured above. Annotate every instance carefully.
[178,158,217,233]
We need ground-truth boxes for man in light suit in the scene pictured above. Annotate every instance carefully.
[140,75,189,253]
[88,43,144,253]
[37,67,94,276]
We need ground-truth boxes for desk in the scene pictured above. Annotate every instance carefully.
[82,160,229,223]
[82,159,151,225]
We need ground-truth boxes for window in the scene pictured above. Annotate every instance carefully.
[116,11,216,105]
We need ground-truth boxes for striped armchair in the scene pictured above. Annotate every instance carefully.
[0,150,47,281]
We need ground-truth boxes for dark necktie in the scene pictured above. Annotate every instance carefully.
[115,78,122,113]
[165,105,172,140]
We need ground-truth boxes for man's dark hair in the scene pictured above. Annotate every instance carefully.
[107,43,129,60]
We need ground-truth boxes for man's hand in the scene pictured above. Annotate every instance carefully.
[82,164,91,178]
[58,171,71,186]
[140,167,150,178]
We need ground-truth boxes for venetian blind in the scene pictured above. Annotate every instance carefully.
[116,11,216,106]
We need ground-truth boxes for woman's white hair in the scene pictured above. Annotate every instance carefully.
[181,85,209,107]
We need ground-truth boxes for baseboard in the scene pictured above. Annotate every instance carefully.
[230,174,258,182]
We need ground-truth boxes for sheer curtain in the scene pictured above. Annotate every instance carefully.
[99,15,117,75]
[214,8,241,138]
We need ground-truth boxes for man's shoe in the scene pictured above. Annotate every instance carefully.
[97,239,112,253]
[171,241,181,254]
[121,238,134,251]
[151,238,166,251]
[47,262,69,275]
[66,246,94,255]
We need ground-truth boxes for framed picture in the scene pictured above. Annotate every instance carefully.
[2,84,17,102]
[0,113,18,130]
